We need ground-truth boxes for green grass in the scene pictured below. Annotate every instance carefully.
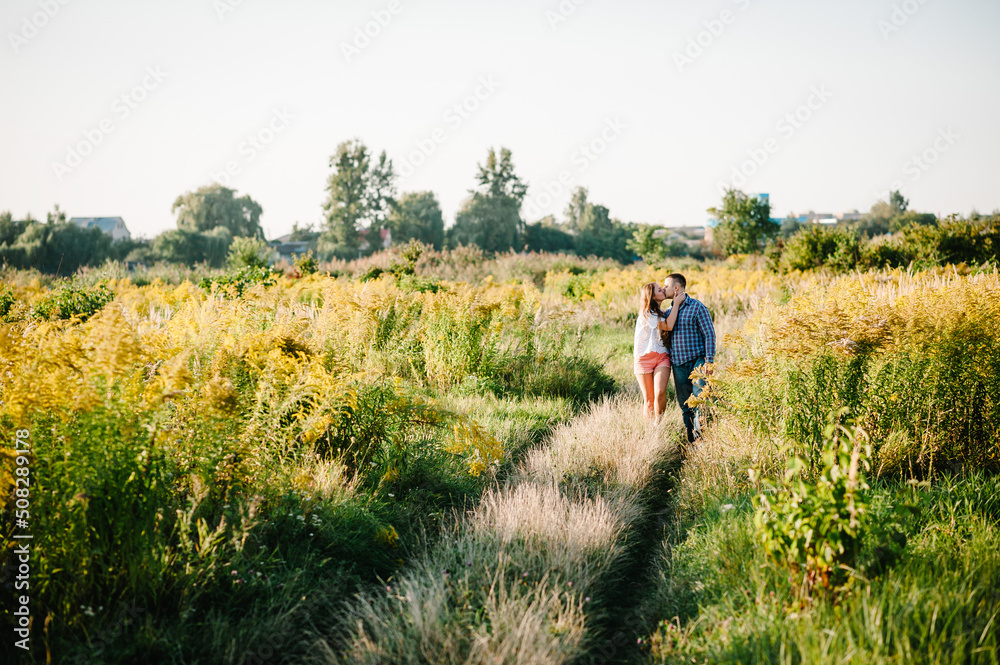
[3,360,586,665]
[642,473,1000,665]
[322,397,680,665]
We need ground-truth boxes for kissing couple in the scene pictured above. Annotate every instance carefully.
[632,273,716,442]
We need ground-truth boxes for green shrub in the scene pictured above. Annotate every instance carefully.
[777,225,861,272]
[33,283,114,320]
[293,250,318,276]
[0,287,15,320]
[498,352,616,404]
[644,474,1000,665]
[896,214,1000,267]
[752,414,871,597]
[860,239,912,269]
[199,265,278,296]
[227,235,271,269]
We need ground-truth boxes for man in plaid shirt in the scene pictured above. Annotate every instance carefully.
[663,273,715,442]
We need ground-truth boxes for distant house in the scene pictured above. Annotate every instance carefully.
[358,227,392,253]
[70,217,131,242]
[270,239,312,264]
[835,210,863,222]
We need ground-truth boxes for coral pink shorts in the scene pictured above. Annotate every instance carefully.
[635,352,671,374]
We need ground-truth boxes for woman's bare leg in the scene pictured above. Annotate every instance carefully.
[635,371,655,418]
[653,366,672,420]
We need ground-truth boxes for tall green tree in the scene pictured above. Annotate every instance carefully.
[0,211,25,247]
[366,150,398,234]
[563,187,589,233]
[889,190,909,215]
[172,184,263,238]
[558,188,636,262]
[628,224,667,264]
[576,203,635,262]
[319,139,398,258]
[388,191,445,249]
[46,204,67,225]
[320,140,369,257]
[447,147,527,252]
[708,188,777,255]
[859,190,932,237]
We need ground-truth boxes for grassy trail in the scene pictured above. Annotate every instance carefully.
[567,431,686,665]
[316,325,697,664]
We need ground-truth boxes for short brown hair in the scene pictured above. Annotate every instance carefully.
[665,273,686,288]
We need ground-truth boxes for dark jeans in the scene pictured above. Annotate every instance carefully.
[672,357,705,441]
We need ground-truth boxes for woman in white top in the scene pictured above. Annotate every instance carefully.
[633,282,679,420]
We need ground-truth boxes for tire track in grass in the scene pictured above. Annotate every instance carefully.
[315,396,681,664]
[570,426,686,665]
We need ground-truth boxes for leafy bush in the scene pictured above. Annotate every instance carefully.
[199,264,278,296]
[859,238,912,269]
[0,287,15,320]
[227,235,271,269]
[895,214,1000,267]
[33,283,114,320]
[644,474,1000,664]
[776,225,861,272]
[318,383,503,483]
[293,249,318,276]
[767,215,1000,274]
[752,414,871,596]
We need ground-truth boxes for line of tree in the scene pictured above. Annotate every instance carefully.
[1,141,700,273]
[703,186,1000,273]
[316,140,649,263]
[11,139,990,276]
[0,206,142,274]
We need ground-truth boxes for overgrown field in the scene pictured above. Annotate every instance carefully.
[1,253,997,664]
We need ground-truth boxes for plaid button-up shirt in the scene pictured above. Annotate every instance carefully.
[665,296,716,366]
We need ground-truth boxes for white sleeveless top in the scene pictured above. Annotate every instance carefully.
[633,310,668,362]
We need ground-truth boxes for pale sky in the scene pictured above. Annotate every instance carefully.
[2,0,998,241]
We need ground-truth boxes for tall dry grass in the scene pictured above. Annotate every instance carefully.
[321,245,620,286]
[320,396,680,664]
[710,266,1000,476]
[0,267,617,663]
